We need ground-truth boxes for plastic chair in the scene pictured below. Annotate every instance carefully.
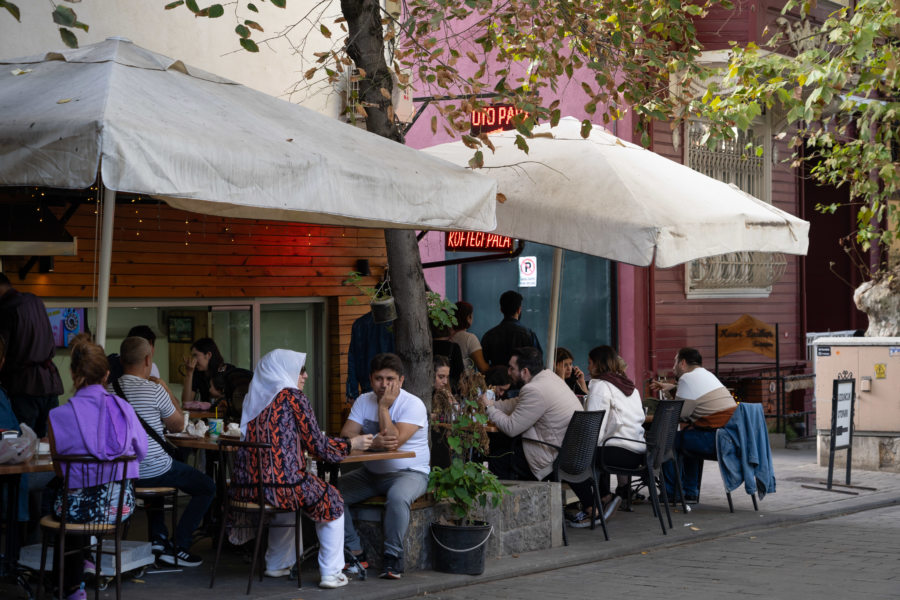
[682,403,764,512]
[37,454,137,600]
[523,410,607,546]
[600,399,685,535]
[210,438,302,594]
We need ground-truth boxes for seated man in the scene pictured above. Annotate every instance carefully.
[110,336,216,567]
[481,346,582,481]
[339,353,430,580]
[651,347,737,503]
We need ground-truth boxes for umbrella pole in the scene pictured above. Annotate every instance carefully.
[545,247,564,370]
[95,185,116,350]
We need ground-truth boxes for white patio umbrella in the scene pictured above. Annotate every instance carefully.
[0,38,497,346]
[424,117,809,366]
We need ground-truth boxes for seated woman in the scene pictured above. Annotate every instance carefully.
[485,366,513,400]
[182,337,234,410]
[47,335,147,600]
[568,346,645,528]
[230,349,372,589]
[554,347,588,396]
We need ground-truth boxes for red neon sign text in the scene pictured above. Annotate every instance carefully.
[446,231,514,252]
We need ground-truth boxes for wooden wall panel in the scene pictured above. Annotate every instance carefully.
[2,200,387,434]
[648,121,806,385]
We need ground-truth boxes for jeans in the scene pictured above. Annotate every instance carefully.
[136,461,215,551]
[663,429,717,498]
[339,468,428,559]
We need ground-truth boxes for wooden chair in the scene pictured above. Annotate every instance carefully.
[37,454,137,600]
[210,438,302,594]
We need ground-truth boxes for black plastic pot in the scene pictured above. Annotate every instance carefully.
[431,521,492,575]
[370,297,397,323]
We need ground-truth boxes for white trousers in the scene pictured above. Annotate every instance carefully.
[265,512,345,577]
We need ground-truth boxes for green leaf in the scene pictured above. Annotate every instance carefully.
[514,134,529,153]
[72,21,89,32]
[235,24,250,38]
[52,5,77,27]
[320,24,332,38]
[207,4,224,17]
[580,120,592,138]
[164,1,185,9]
[59,27,78,48]
[270,0,286,7]
[468,150,484,169]
[239,37,259,52]
[247,2,258,12]
[185,0,200,13]
[1,1,21,22]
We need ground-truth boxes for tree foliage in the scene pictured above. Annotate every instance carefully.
[695,0,900,258]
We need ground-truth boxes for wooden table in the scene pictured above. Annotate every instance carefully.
[166,432,235,451]
[1,456,55,581]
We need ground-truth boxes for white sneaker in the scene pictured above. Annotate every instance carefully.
[319,572,349,589]
[264,567,292,578]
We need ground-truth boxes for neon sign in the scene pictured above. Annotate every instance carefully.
[446,231,514,252]
[469,104,527,135]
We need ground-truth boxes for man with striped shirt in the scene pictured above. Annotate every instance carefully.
[112,336,215,567]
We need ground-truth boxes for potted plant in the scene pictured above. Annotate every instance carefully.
[343,270,396,323]
[429,370,507,575]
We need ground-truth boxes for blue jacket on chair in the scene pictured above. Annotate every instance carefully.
[715,403,776,500]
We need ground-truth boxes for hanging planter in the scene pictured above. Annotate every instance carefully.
[371,296,397,323]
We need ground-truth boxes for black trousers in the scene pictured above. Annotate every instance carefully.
[569,446,644,510]
[487,433,537,481]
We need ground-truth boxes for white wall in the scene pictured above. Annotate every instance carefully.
[0,0,345,116]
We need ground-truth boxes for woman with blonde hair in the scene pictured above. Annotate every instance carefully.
[567,345,645,528]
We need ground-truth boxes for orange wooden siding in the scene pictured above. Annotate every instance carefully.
[3,200,386,433]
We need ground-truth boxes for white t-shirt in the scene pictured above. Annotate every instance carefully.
[347,388,430,474]
[676,367,725,400]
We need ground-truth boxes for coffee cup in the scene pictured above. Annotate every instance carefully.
[183,411,190,431]
[208,418,224,438]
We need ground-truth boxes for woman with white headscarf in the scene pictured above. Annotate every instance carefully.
[230,349,372,589]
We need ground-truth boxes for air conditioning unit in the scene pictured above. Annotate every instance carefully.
[344,68,414,128]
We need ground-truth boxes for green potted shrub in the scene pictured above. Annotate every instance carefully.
[429,370,507,575]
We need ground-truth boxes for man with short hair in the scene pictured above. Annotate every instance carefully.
[339,353,430,580]
[480,290,542,369]
[651,347,737,503]
[110,336,215,567]
[482,346,582,481]
[0,273,63,437]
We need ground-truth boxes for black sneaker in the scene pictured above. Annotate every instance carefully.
[159,548,202,567]
[150,537,168,555]
[379,555,403,579]
[684,495,699,505]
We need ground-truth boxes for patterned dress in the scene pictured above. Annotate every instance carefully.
[230,388,350,523]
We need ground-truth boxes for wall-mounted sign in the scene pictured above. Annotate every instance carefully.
[874,363,887,379]
[445,231,514,252]
[890,347,900,357]
[469,104,528,136]
[518,256,537,287]
[716,314,777,359]
[817,346,832,357]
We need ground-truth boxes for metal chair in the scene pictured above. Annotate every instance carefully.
[600,400,685,535]
[37,454,137,600]
[210,438,302,594]
[524,410,607,546]
[132,486,179,563]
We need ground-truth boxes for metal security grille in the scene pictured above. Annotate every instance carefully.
[685,121,784,297]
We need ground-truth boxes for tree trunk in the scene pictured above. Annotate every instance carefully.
[342,0,434,406]
[854,263,900,337]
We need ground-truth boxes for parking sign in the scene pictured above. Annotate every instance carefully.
[519,256,537,287]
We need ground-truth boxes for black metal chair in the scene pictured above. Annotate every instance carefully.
[37,454,137,600]
[600,400,685,535]
[524,410,607,546]
[210,438,302,594]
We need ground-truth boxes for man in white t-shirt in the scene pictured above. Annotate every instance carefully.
[339,353,429,580]
[111,336,215,567]
[651,347,737,503]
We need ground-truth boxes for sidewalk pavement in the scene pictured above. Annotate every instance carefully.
[34,447,900,600]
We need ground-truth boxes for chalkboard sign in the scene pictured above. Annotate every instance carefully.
[827,377,855,489]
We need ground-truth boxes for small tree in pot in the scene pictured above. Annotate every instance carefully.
[429,370,507,574]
